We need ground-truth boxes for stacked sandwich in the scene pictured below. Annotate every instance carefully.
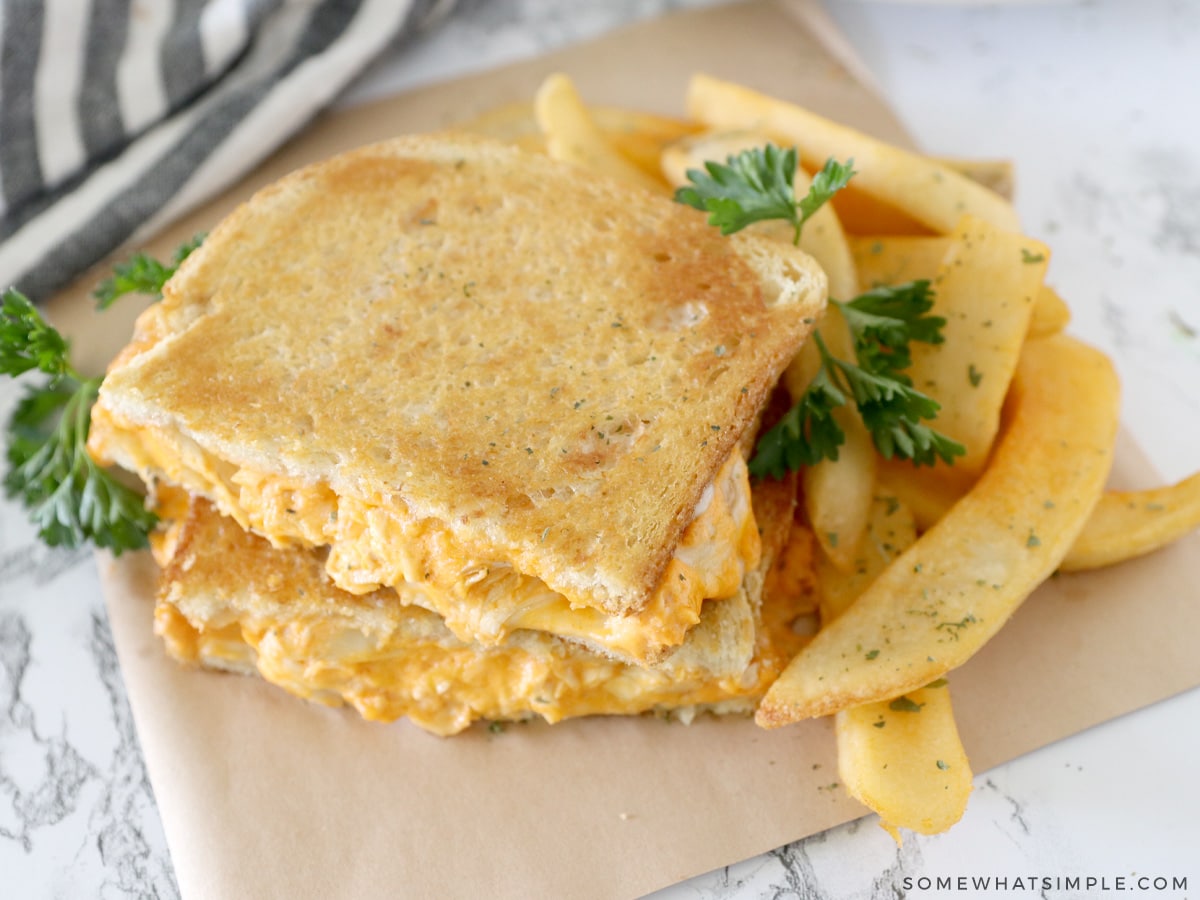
[87,133,827,735]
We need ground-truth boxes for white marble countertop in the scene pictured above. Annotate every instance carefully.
[3,1,1199,897]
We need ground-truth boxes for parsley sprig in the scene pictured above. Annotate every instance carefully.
[675,147,856,245]
[93,233,204,309]
[3,237,203,551]
[2,289,156,551]
[672,143,963,475]
[750,281,965,477]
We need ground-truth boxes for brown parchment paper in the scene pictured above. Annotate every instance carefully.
[59,1,1200,898]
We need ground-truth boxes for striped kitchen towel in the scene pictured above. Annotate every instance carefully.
[0,0,453,303]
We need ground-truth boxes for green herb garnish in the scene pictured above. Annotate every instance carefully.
[749,282,965,477]
[675,148,963,475]
[2,289,156,551]
[4,236,205,551]
[674,147,855,245]
[888,696,925,713]
[93,234,204,309]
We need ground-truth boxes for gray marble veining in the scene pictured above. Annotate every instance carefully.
[0,500,176,897]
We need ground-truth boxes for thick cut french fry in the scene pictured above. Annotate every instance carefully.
[591,107,699,179]
[850,235,1069,340]
[1061,472,1200,572]
[817,493,917,624]
[1030,285,1071,338]
[534,74,666,193]
[877,457,1200,570]
[592,107,699,143]
[804,403,877,571]
[850,235,952,287]
[933,156,1014,201]
[831,186,934,237]
[907,217,1048,475]
[817,496,973,838]
[875,456,971,533]
[783,304,875,571]
[687,74,1021,234]
[836,683,973,839]
[756,334,1119,724]
[787,324,877,573]
[832,155,1012,235]
[791,355,876,572]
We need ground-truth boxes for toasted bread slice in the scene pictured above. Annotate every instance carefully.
[92,132,825,639]
[154,475,804,735]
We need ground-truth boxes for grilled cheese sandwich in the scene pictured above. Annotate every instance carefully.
[89,132,827,724]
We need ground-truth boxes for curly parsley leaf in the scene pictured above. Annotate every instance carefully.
[93,233,205,310]
[797,157,857,232]
[833,356,963,467]
[750,284,965,475]
[748,353,847,479]
[2,288,156,552]
[833,280,944,380]
[675,146,855,244]
[1,289,73,382]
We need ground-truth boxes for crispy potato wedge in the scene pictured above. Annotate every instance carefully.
[783,303,875,572]
[875,456,972,533]
[907,217,1048,475]
[851,235,952,288]
[831,185,934,237]
[534,74,666,193]
[817,496,973,838]
[850,236,1069,340]
[876,458,1200,569]
[1061,472,1200,572]
[1030,284,1071,338]
[836,683,973,839]
[831,154,1013,234]
[817,493,917,623]
[590,107,699,180]
[686,74,1021,234]
[803,403,878,571]
[933,156,1014,201]
[757,334,1119,724]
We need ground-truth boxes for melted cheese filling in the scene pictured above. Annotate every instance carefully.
[93,409,760,664]
[156,584,778,737]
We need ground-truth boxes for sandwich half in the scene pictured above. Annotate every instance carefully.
[89,132,826,670]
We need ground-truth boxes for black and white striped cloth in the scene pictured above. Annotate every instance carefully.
[0,0,453,303]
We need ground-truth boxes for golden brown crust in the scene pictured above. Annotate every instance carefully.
[99,133,825,615]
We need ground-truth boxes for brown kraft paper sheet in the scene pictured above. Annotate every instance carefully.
[51,1,1200,897]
